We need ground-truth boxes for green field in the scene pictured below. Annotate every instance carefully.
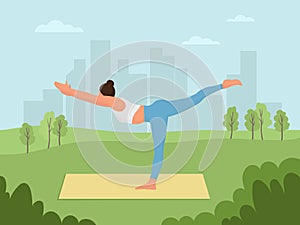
[3,127,300,154]
[1,128,300,225]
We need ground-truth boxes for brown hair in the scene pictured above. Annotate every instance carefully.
[99,80,115,97]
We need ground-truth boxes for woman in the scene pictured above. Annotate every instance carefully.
[54,79,242,190]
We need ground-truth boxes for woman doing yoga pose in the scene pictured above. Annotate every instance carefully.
[55,79,242,190]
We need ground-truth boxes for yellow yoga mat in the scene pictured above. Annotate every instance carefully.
[59,174,210,199]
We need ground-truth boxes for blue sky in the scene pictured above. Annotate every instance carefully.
[1,0,300,129]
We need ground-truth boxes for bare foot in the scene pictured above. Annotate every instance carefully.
[222,79,242,89]
[135,183,156,190]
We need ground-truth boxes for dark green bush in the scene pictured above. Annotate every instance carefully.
[161,158,300,225]
[0,176,96,225]
[222,173,300,225]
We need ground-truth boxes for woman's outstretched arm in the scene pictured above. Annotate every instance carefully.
[54,81,115,107]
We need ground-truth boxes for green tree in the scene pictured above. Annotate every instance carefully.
[244,109,259,140]
[53,115,68,146]
[223,107,239,139]
[274,109,290,141]
[19,123,35,154]
[40,112,55,149]
[255,103,272,141]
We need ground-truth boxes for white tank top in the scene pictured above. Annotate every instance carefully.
[112,98,141,124]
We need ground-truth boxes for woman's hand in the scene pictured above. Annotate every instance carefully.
[54,81,75,96]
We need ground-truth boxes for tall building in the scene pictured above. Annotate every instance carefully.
[87,40,111,130]
[110,59,149,132]
[227,51,257,129]
[240,51,257,105]
[149,48,188,131]
[23,100,43,125]
[66,59,86,128]
[23,89,63,125]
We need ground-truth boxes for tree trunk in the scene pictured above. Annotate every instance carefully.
[48,130,51,149]
[281,125,284,141]
[230,126,233,139]
[260,124,264,141]
[252,125,254,140]
[58,131,61,146]
[26,138,29,154]
[259,111,264,141]
[47,118,52,149]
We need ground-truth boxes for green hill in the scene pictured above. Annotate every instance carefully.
[0,131,300,225]
[2,127,300,155]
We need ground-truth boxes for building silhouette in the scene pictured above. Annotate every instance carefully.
[110,59,149,132]
[149,48,189,131]
[65,59,87,128]
[227,51,258,128]
[87,40,111,130]
[23,89,63,125]
[226,51,282,129]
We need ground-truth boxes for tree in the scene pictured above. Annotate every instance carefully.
[53,115,68,146]
[19,123,35,154]
[255,103,272,141]
[40,112,55,149]
[244,109,259,140]
[274,110,290,141]
[223,107,239,139]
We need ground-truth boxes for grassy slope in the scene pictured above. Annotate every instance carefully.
[2,127,300,154]
[0,133,300,225]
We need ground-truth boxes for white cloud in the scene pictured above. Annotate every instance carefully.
[227,15,255,23]
[35,20,84,33]
[182,36,221,46]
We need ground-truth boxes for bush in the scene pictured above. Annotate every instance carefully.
[161,158,300,225]
[0,176,96,225]
[223,173,300,225]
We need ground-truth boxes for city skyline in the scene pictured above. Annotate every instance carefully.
[22,40,278,132]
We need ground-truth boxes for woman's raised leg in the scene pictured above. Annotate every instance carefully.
[166,80,242,117]
[167,84,223,116]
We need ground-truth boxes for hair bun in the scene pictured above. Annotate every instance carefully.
[106,80,114,86]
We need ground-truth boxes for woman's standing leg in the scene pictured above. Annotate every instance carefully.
[150,117,168,179]
[136,116,168,190]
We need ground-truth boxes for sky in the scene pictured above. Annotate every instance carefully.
[1,0,300,129]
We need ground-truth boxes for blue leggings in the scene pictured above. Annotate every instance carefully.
[144,84,223,179]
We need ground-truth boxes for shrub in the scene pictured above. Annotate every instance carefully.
[0,176,96,225]
[222,173,300,225]
[161,158,300,225]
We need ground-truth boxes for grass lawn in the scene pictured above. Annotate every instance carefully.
[2,127,300,154]
[0,128,300,225]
